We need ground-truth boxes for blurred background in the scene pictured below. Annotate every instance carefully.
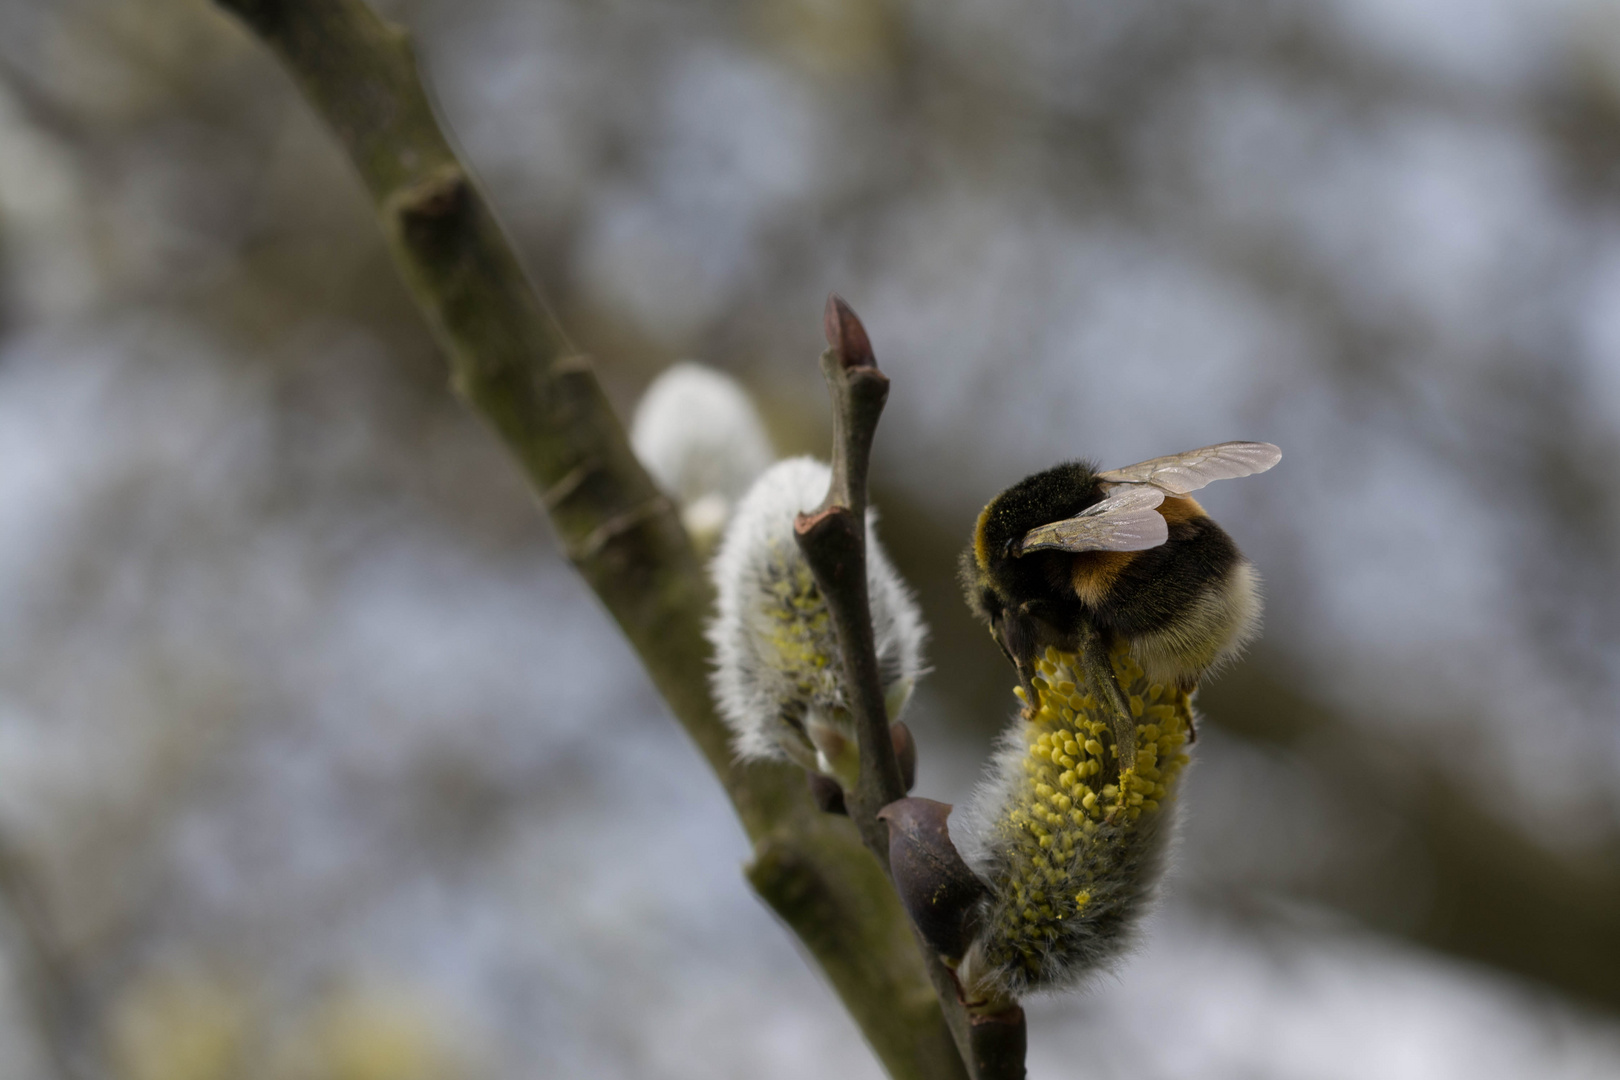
[1,0,1619,1076]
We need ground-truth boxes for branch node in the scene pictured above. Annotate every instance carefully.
[214,0,284,34]
[968,1006,1028,1080]
[391,165,469,223]
[543,457,603,510]
[569,497,672,561]
[551,353,594,376]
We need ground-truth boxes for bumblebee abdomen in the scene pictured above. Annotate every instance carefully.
[1129,559,1261,689]
[1084,513,1240,637]
[1084,512,1260,689]
[1068,549,1139,608]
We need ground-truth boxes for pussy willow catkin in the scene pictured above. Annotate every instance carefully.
[959,641,1192,1002]
[628,361,775,551]
[708,457,925,777]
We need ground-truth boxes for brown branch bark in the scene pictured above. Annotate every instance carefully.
[0,835,89,1080]
[208,2,965,1078]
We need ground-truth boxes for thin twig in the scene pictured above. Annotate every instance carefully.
[794,295,1027,1080]
[794,294,904,850]
[209,3,965,1078]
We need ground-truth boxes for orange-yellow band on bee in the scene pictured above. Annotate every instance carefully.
[1068,497,1204,606]
[973,502,996,570]
[1070,551,1136,606]
[1156,495,1205,524]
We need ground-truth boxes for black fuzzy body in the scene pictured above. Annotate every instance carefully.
[961,461,1243,671]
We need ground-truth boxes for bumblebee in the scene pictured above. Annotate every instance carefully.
[961,441,1280,769]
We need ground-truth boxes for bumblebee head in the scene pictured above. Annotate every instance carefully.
[959,460,1105,661]
[970,461,1103,573]
[957,544,1002,628]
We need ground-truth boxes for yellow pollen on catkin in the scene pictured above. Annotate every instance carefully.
[976,640,1195,990]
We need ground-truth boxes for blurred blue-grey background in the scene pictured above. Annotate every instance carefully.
[1,0,1619,1076]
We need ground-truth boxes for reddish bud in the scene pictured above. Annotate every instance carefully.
[878,797,988,961]
[823,293,876,369]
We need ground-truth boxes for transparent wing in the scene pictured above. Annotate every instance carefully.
[1015,484,1168,555]
[1096,441,1281,495]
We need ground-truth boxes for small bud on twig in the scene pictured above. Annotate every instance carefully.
[824,293,876,369]
[878,798,989,963]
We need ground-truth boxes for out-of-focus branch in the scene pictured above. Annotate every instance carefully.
[1201,665,1620,1013]
[795,297,1025,1080]
[207,3,964,1077]
[0,835,88,1080]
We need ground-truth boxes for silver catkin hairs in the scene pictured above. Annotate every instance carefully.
[629,361,775,552]
[708,456,927,783]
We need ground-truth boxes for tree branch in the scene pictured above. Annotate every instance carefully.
[0,834,89,1080]
[208,2,964,1077]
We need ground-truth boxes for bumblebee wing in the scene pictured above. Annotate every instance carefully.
[1015,484,1168,555]
[1096,441,1281,495]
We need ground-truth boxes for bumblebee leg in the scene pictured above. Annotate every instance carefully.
[1077,626,1136,777]
[1176,675,1200,743]
[998,610,1042,719]
[989,626,1018,671]
[1013,663,1038,720]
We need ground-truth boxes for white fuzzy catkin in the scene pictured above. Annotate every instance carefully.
[954,643,1192,1003]
[629,362,775,549]
[708,457,927,774]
